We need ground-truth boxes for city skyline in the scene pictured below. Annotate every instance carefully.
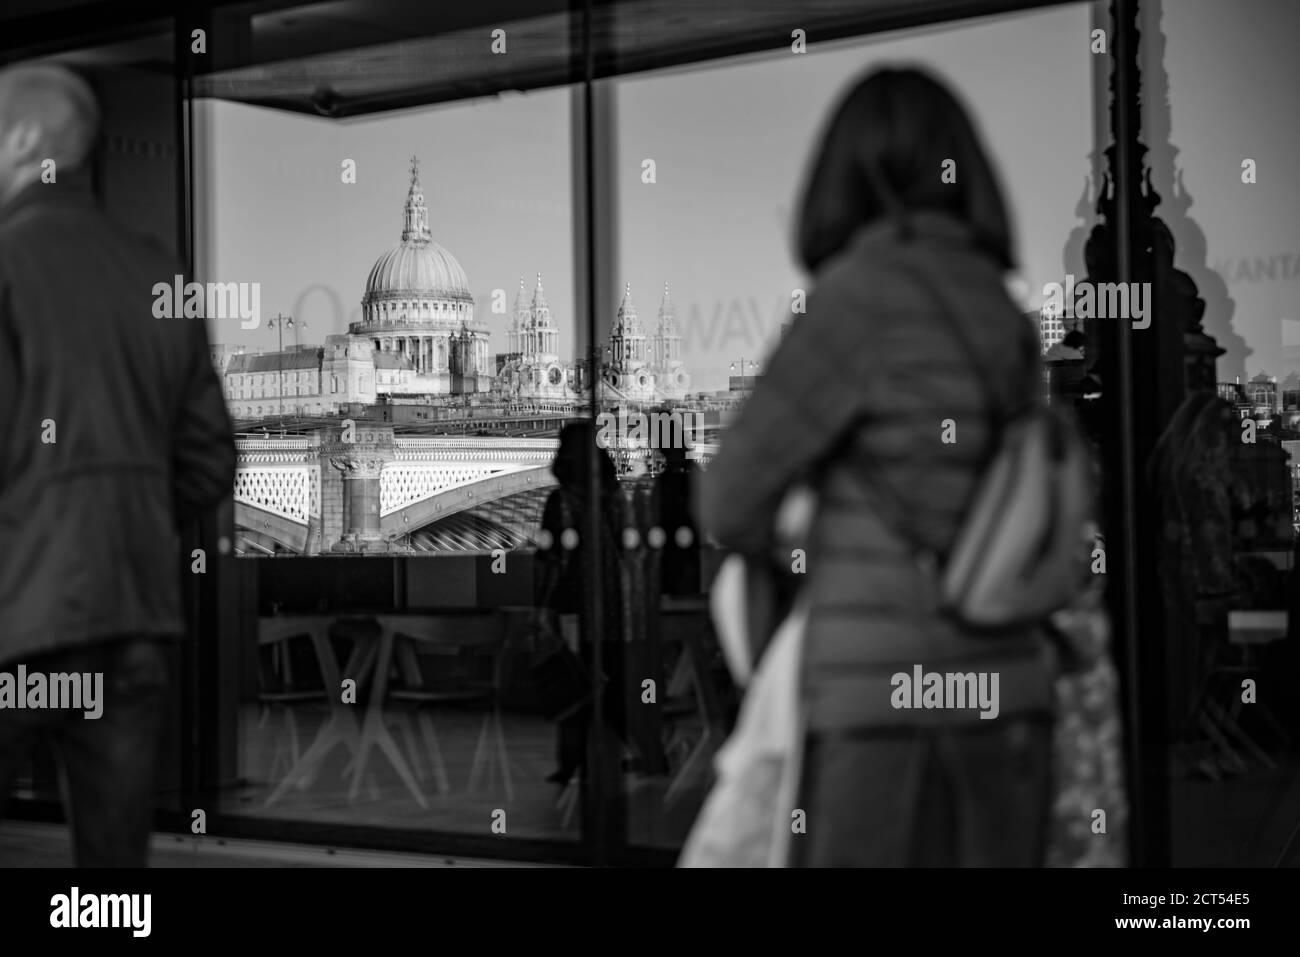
[196,1,1300,389]
[195,4,1100,393]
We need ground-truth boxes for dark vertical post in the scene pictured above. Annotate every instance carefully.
[573,0,632,864]
[176,3,251,816]
[172,10,204,820]
[571,0,605,866]
[1107,0,1171,867]
[1110,0,1143,866]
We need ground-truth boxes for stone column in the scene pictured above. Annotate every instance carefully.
[321,424,396,552]
[331,456,384,543]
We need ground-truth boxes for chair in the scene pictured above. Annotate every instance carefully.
[659,597,732,807]
[369,614,516,803]
[256,623,325,786]
[258,615,371,807]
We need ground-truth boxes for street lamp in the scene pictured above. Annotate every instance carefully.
[266,313,295,428]
[729,357,761,389]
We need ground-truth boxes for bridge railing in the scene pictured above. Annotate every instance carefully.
[233,465,315,522]
[393,437,559,464]
[235,436,314,451]
[393,437,559,451]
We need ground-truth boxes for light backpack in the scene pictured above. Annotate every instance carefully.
[886,254,1094,631]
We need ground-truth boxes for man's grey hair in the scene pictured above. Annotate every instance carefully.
[0,63,101,170]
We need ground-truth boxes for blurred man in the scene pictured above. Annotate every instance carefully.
[1044,328,1086,362]
[0,64,235,866]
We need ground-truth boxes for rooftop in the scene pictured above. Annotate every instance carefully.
[226,350,324,373]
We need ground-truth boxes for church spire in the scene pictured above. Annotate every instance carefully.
[657,281,676,335]
[402,155,431,242]
[508,275,528,353]
[512,275,529,319]
[615,281,640,334]
[610,281,646,370]
[531,272,554,335]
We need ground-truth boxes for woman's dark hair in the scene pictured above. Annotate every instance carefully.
[552,420,617,492]
[1063,330,1087,349]
[796,66,1014,274]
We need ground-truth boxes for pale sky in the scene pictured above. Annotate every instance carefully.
[197,0,1298,391]
[1150,0,1300,381]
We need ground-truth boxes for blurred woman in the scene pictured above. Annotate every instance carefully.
[700,67,1056,866]
[535,421,629,783]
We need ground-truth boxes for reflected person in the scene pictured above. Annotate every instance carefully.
[534,421,629,784]
[653,442,701,596]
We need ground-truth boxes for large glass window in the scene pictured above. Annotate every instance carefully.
[1137,0,1300,866]
[192,25,594,848]
[597,1,1102,854]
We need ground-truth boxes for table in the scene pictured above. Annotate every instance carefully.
[346,612,518,805]
[258,614,427,809]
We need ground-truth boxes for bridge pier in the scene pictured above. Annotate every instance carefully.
[323,424,399,553]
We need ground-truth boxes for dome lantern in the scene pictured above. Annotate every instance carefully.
[402,155,431,243]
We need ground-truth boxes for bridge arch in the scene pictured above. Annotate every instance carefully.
[380,464,555,537]
[233,501,311,553]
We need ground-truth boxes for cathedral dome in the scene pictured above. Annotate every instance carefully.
[362,156,473,308]
[364,240,471,301]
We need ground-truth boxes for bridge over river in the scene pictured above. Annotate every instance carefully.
[233,424,718,555]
